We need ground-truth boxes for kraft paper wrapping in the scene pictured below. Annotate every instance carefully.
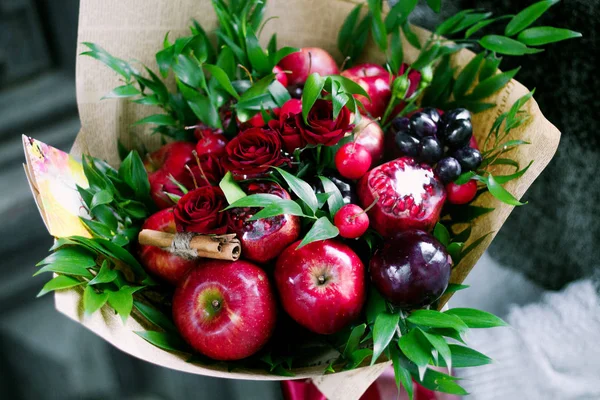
[47,0,561,398]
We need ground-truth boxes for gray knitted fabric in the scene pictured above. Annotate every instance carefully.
[408,0,600,290]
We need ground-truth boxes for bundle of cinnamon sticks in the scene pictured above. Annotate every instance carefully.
[138,230,241,261]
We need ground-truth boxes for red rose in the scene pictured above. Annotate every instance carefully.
[174,186,228,234]
[182,154,225,189]
[222,127,288,179]
[268,99,305,153]
[297,99,353,146]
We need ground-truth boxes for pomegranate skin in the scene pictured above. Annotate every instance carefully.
[357,157,446,237]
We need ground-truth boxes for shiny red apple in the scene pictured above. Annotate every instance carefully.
[144,142,196,209]
[227,182,301,264]
[341,63,391,118]
[274,240,365,334]
[277,47,339,85]
[138,208,198,285]
[273,65,289,87]
[352,114,385,163]
[172,260,277,360]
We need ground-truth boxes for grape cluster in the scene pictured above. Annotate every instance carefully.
[390,108,482,183]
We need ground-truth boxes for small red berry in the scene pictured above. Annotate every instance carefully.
[446,180,477,205]
[196,132,228,156]
[469,135,479,150]
[335,143,372,180]
[334,204,370,239]
[273,65,288,87]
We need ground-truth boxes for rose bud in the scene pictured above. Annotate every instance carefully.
[268,99,305,154]
[174,186,229,234]
[222,127,289,180]
[297,99,353,146]
[398,63,422,99]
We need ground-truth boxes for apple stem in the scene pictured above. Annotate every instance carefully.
[185,164,199,189]
[317,275,326,285]
[349,196,379,222]
[307,51,313,77]
[238,64,253,84]
[211,299,221,309]
[192,150,210,186]
[340,56,351,71]
[184,124,202,131]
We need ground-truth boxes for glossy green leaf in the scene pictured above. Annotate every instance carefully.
[88,260,118,285]
[84,286,109,316]
[338,4,363,54]
[402,22,422,49]
[412,42,441,71]
[493,161,533,184]
[413,368,468,395]
[368,0,388,51]
[346,349,373,370]
[90,190,113,211]
[436,10,472,36]
[81,42,132,80]
[426,0,442,13]
[97,238,147,279]
[302,73,326,124]
[453,52,485,99]
[203,64,239,99]
[273,167,319,212]
[119,151,151,205]
[35,261,93,279]
[371,312,400,365]
[439,345,492,368]
[156,45,175,78]
[419,329,452,371]
[219,171,246,205]
[224,193,283,209]
[505,0,559,37]
[398,329,431,367]
[366,286,387,325]
[447,12,492,36]
[390,345,414,400]
[102,84,140,99]
[407,310,469,332]
[245,27,271,75]
[108,286,143,323]
[445,308,508,328]
[465,15,512,38]
[487,174,526,205]
[459,232,492,262]
[444,283,470,294]
[343,324,366,359]
[37,275,84,297]
[479,35,543,55]
[479,53,502,82]
[318,176,345,218]
[248,200,307,221]
[296,217,339,249]
[467,67,520,100]
[433,223,451,246]
[135,331,190,353]
[268,80,291,107]
[37,247,95,267]
[81,218,113,239]
[389,29,403,73]
[132,114,177,126]
[134,301,178,333]
[517,26,581,46]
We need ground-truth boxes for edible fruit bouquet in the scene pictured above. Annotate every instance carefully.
[25,0,579,398]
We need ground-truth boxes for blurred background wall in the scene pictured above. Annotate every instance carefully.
[0,0,597,399]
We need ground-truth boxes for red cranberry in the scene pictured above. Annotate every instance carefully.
[446,180,477,205]
[334,204,370,239]
[335,143,372,180]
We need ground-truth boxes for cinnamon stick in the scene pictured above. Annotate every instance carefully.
[138,229,241,261]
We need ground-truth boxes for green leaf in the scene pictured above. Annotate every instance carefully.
[97,238,148,280]
[224,193,283,209]
[466,15,512,38]
[90,190,113,210]
[330,75,371,98]
[445,308,508,328]
[444,283,470,294]
[398,329,431,368]
[429,328,467,344]
[119,151,151,204]
[35,261,93,279]
[134,300,178,333]
[447,12,492,36]
[338,4,363,54]
[102,84,140,99]
[426,0,442,13]
[245,26,271,75]
[133,114,177,126]
[81,42,132,80]
[412,42,441,71]
[37,275,83,297]
[407,310,469,332]
[343,324,366,359]
[414,368,468,395]
[296,217,339,249]
[466,67,520,100]
[268,80,291,108]
[318,176,345,217]
[88,260,118,285]
[419,329,452,372]
[81,218,113,239]
[447,242,464,264]
[135,331,190,352]
[390,345,414,400]
[479,35,543,55]
[505,0,559,37]
[459,232,492,262]
[487,174,526,205]
[436,10,471,36]
[493,161,533,184]
[302,73,326,124]
[83,286,109,316]
[368,0,388,51]
[273,167,319,213]
[219,171,246,205]
[248,200,307,221]
[371,312,400,365]
[388,29,403,73]
[479,53,502,82]
[439,344,492,368]
[366,286,387,325]
[453,52,484,98]
[517,26,581,46]
[433,223,450,246]
[108,286,143,323]
[37,247,95,267]
[173,54,206,89]
[449,205,494,223]
[346,349,374,369]
[203,64,239,99]
[156,45,175,78]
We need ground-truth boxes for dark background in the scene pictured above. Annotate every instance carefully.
[0,0,596,399]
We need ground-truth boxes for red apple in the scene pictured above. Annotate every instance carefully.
[144,142,196,209]
[274,240,365,334]
[227,182,301,264]
[341,63,391,118]
[138,208,198,285]
[195,129,228,157]
[172,260,277,360]
[352,114,385,163]
[273,65,288,87]
[277,47,339,85]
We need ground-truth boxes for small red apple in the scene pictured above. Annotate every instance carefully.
[195,129,228,157]
[274,240,366,334]
[138,208,198,285]
[352,114,385,163]
[144,142,196,209]
[172,260,277,360]
[341,63,391,118]
[277,47,339,85]
[273,65,288,87]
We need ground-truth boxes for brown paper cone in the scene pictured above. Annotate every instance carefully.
[54,0,560,397]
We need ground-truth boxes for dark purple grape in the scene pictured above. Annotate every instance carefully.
[442,108,471,123]
[409,112,437,138]
[441,119,472,148]
[453,147,483,171]
[395,132,420,157]
[287,84,303,99]
[370,230,451,308]
[421,107,441,125]
[391,117,410,134]
[418,136,443,164]
[435,157,462,183]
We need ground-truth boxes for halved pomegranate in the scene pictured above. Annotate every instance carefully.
[357,157,446,237]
